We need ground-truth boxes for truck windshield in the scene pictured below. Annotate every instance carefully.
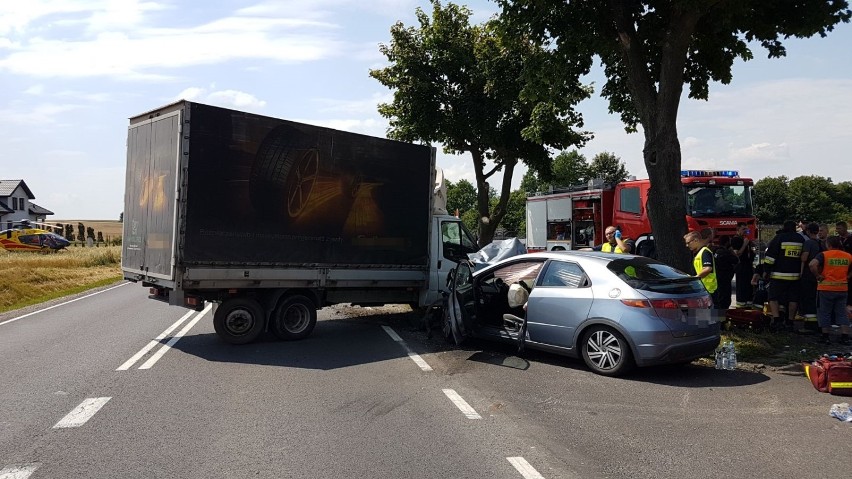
[684,184,753,217]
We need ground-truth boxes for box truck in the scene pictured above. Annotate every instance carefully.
[122,101,478,344]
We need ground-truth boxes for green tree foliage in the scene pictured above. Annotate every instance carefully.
[788,176,843,223]
[549,150,590,190]
[755,175,852,225]
[77,222,85,245]
[498,0,851,270]
[753,176,790,225]
[64,224,75,242]
[371,1,592,246]
[491,189,527,237]
[119,212,123,222]
[97,232,104,244]
[86,226,95,239]
[446,179,477,217]
[520,169,545,195]
[588,152,630,185]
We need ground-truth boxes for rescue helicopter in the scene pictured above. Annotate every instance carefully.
[0,219,71,252]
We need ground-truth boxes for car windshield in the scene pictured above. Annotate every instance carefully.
[606,257,706,294]
[684,184,753,217]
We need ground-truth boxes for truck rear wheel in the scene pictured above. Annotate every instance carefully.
[213,298,266,345]
[271,295,317,340]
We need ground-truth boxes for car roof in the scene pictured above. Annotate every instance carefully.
[470,250,640,275]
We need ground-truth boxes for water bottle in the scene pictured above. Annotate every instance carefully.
[727,341,737,370]
[715,348,723,369]
[721,344,729,370]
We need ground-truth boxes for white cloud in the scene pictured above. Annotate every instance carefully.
[0,102,83,124]
[0,3,346,80]
[172,87,266,111]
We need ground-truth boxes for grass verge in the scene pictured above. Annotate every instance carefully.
[0,246,122,314]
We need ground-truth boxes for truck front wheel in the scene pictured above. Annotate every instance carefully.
[213,298,266,345]
[271,295,317,340]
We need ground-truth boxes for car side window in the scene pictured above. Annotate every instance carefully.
[540,261,588,288]
[491,260,545,288]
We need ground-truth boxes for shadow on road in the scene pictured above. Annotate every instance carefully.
[442,337,770,387]
[170,316,413,371]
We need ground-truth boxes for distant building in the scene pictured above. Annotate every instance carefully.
[0,179,54,229]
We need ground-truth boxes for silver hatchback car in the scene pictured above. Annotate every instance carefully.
[444,251,719,376]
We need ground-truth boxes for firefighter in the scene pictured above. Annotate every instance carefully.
[808,236,852,345]
[763,220,806,332]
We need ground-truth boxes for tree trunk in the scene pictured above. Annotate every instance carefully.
[472,153,517,248]
[644,127,691,272]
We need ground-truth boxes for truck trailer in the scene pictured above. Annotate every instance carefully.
[121,101,478,344]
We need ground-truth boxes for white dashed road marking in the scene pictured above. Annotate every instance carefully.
[0,283,128,327]
[507,457,546,479]
[117,309,196,370]
[138,303,212,370]
[442,389,482,419]
[117,304,211,371]
[0,464,39,479]
[53,397,111,428]
[381,325,433,371]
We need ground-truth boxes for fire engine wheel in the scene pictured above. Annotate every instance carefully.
[580,326,634,376]
[271,295,317,340]
[213,298,266,345]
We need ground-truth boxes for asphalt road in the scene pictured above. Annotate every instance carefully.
[1,283,849,478]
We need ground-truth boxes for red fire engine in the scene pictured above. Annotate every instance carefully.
[525,170,757,254]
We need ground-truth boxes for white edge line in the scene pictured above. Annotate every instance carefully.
[116,309,197,371]
[442,388,482,419]
[0,464,40,479]
[0,282,129,327]
[507,457,546,479]
[53,397,112,428]
[138,303,212,370]
[381,325,433,371]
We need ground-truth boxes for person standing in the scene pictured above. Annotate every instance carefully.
[798,223,822,331]
[809,236,852,345]
[713,235,738,311]
[763,220,805,332]
[685,230,718,308]
[836,221,852,253]
[730,222,755,308]
[818,223,829,252]
[588,226,633,253]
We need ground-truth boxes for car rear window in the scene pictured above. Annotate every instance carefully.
[606,257,706,294]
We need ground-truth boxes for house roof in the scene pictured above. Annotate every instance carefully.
[0,199,11,214]
[29,202,54,215]
[0,180,35,199]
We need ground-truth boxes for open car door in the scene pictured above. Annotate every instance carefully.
[444,262,477,345]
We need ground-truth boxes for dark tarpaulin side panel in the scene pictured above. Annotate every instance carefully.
[182,103,432,267]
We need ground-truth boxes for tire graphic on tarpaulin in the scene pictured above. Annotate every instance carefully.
[249,124,320,220]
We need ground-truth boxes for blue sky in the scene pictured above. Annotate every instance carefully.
[1,0,850,220]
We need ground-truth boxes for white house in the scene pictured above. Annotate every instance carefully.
[0,179,54,230]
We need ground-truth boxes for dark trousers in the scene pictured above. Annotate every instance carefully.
[715,272,733,310]
[799,279,818,317]
[735,264,753,304]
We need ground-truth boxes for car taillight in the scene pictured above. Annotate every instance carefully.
[620,299,652,308]
[649,299,680,309]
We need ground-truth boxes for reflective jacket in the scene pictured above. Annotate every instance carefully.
[763,232,805,281]
[693,246,718,293]
[817,249,852,292]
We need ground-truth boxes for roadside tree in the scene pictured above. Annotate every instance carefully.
[498,0,851,270]
[371,1,592,246]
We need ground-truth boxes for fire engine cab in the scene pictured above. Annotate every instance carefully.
[525,170,757,254]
